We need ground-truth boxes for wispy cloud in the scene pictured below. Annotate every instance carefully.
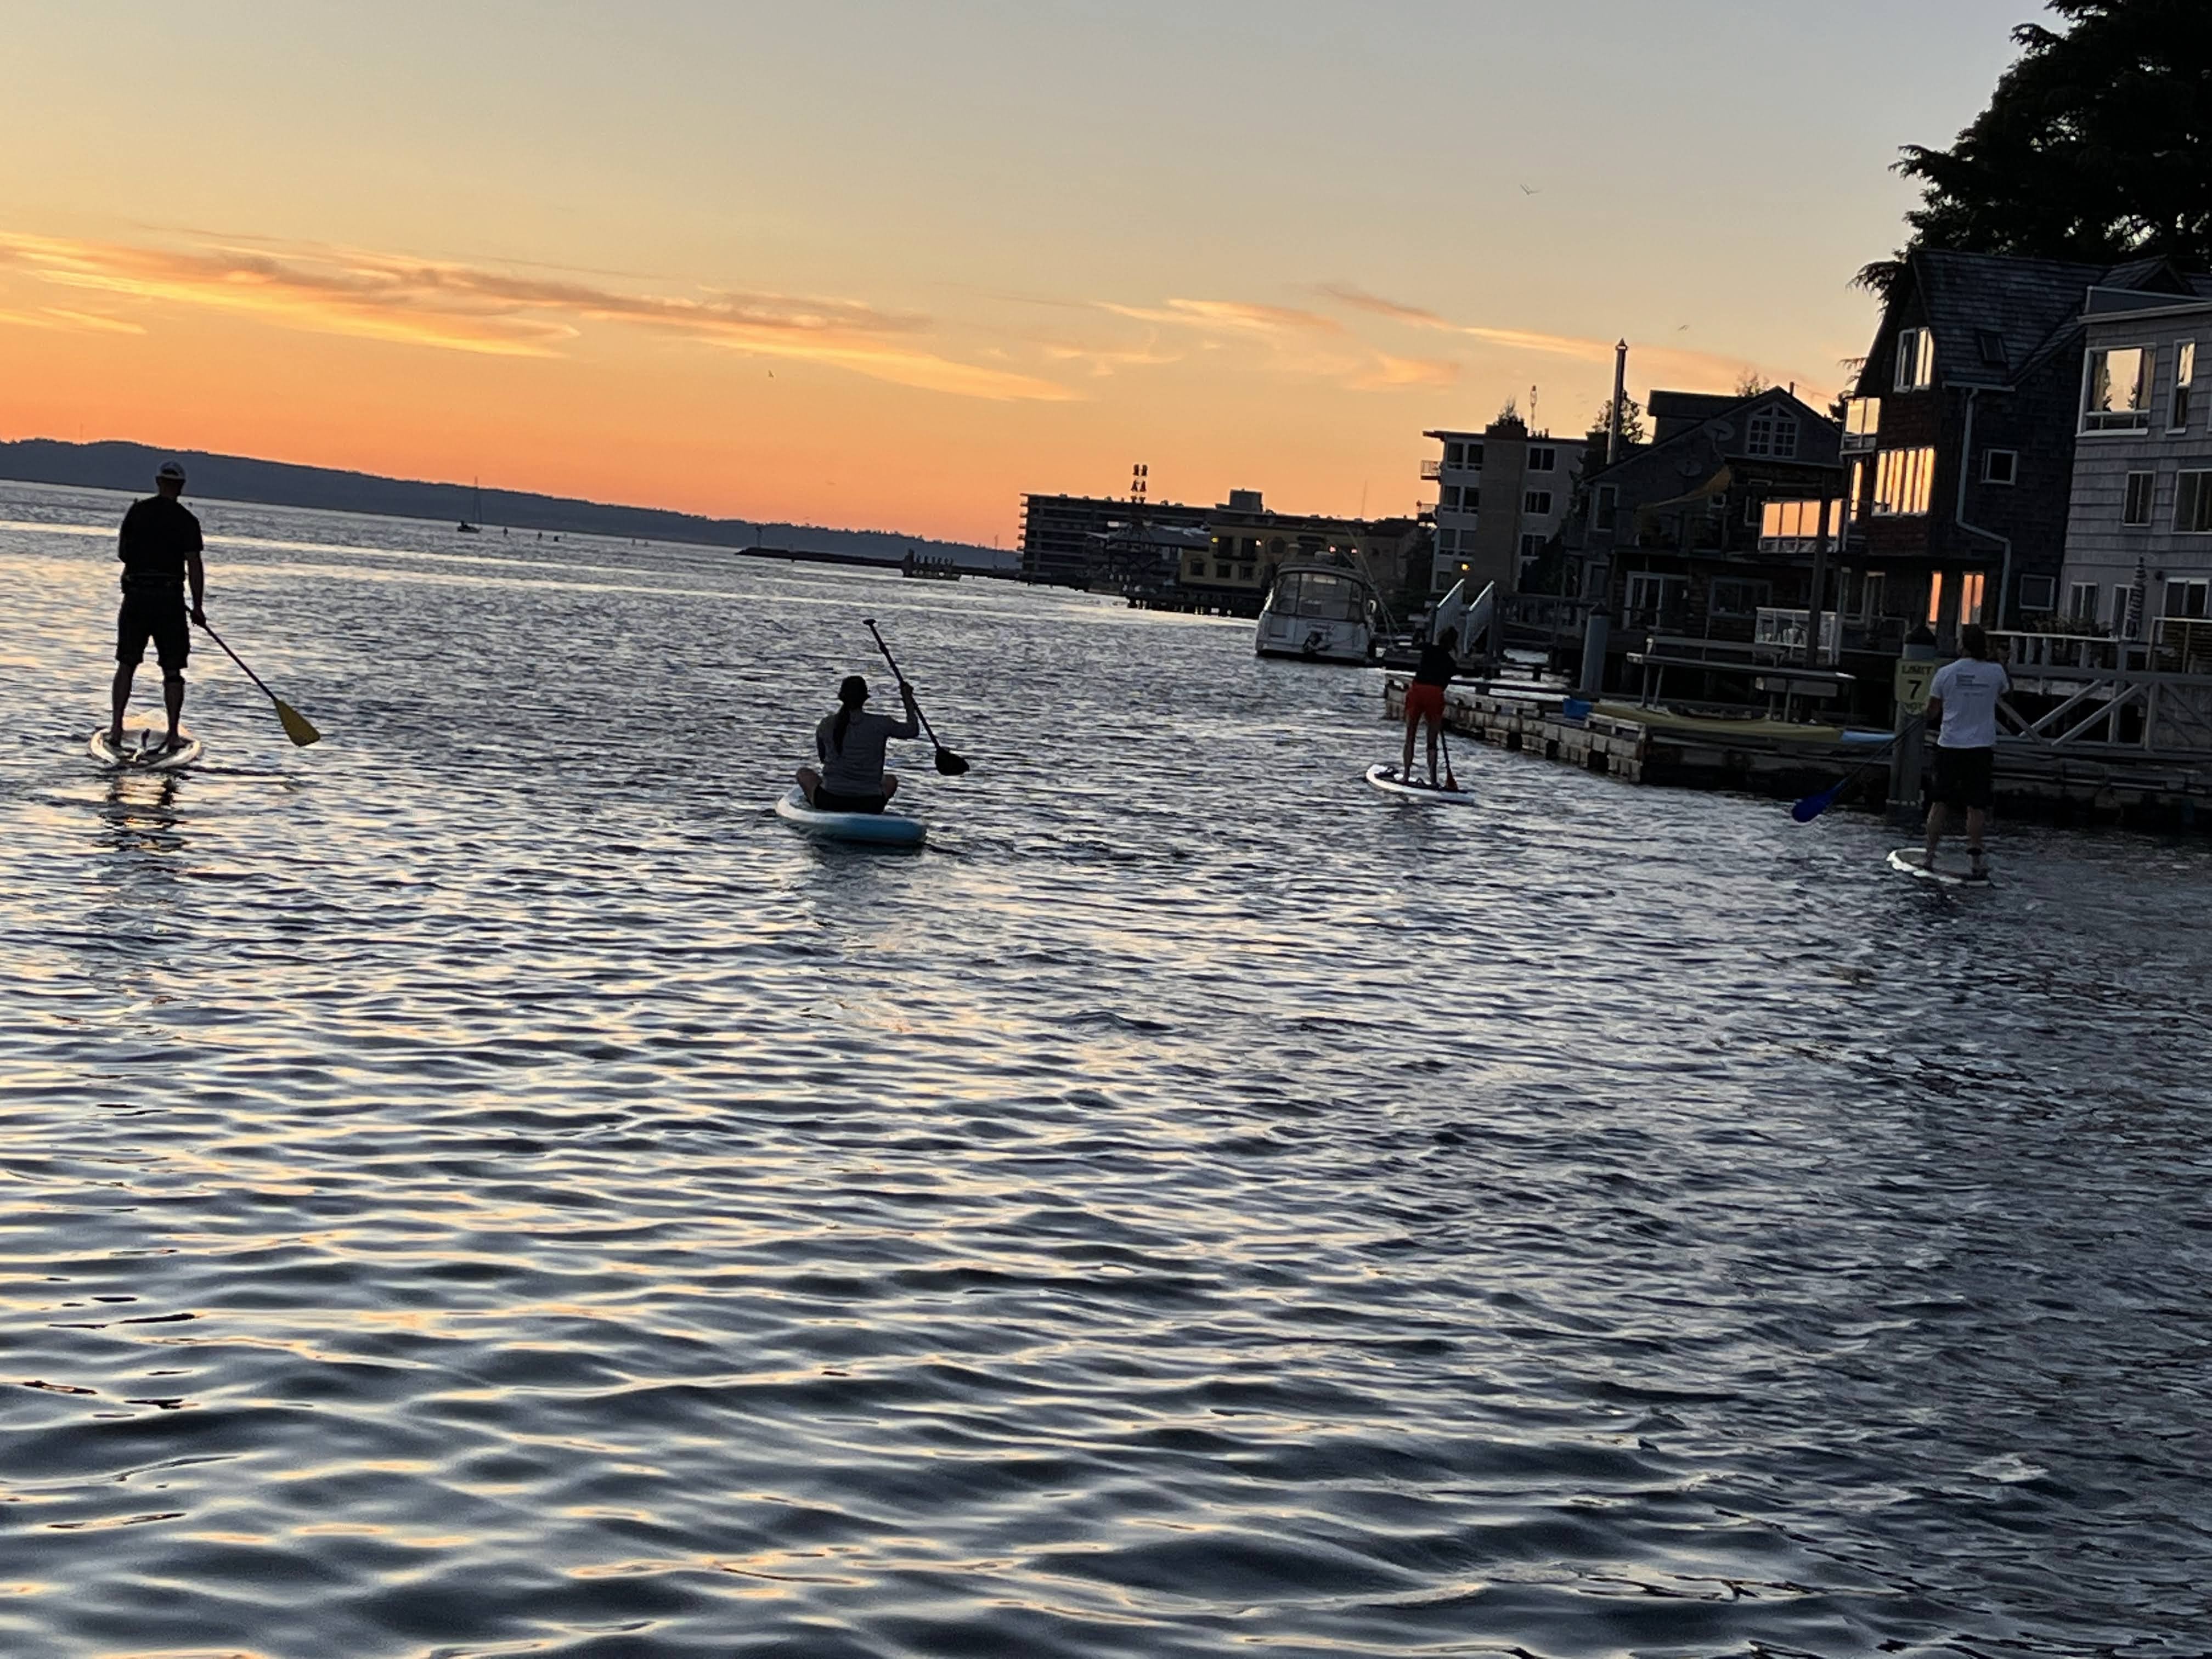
[1352,354,1460,390]
[0,302,148,336]
[1099,297,1343,336]
[0,232,1076,402]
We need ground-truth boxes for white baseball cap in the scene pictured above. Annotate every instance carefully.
[156,460,187,481]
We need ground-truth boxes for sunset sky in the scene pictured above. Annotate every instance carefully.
[2,1,2036,544]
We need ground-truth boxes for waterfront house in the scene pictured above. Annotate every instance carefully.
[1175,490,1430,620]
[1837,249,2210,650]
[1556,387,1844,669]
[2057,287,2212,646]
[1424,413,1583,597]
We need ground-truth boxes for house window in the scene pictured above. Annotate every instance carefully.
[2167,578,2211,618]
[1760,499,1841,543]
[2174,342,2198,431]
[1846,457,1866,521]
[1744,494,1763,527]
[2124,471,2155,526]
[2083,346,2151,430]
[2067,582,2099,622]
[1445,441,1465,467]
[1466,444,1483,470]
[1213,562,1230,579]
[1523,490,1553,515]
[2018,574,2056,613]
[1842,397,1881,451]
[1745,409,1799,458]
[1441,486,1461,509]
[1872,447,1936,516]
[1519,533,1543,562]
[1854,571,1885,622]
[1188,554,1205,574]
[1894,326,1935,390]
[1961,571,1987,625]
[1238,564,1255,582]
[1527,445,1556,472]
[2175,470,2212,533]
[1976,329,2007,370]
[1710,577,1770,616]
[1593,483,1617,532]
[1926,571,1945,625]
[1624,572,1684,621]
[1983,449,2017,484]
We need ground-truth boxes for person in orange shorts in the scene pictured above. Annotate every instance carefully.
[1401,627,1458,787]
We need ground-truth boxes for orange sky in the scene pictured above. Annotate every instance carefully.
[0,3,2032,544]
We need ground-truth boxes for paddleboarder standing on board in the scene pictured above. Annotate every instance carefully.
[1401,628,1457,787]
[799,674,919,813]
[109,460,206,753]
[1921,623,2009,876]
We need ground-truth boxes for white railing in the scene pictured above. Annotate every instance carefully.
[1754,607,1841,663]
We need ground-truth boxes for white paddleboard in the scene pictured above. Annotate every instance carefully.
[89,725,204,771]
[1365,764,1475,804]
[774,786,926,847]
[1888,847,1990,886]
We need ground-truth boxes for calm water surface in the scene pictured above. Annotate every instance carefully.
[2,479,2209,1658]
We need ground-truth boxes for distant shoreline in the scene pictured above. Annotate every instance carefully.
[0,437,1017,574]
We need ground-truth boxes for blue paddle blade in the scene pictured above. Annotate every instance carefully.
[1791,781,1846,822]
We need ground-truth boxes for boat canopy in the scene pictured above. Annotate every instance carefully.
[1268,567,1372,623]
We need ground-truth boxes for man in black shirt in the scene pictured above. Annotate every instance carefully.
[110,460,207,751]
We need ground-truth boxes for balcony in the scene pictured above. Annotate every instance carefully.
[1420,459,1443,479]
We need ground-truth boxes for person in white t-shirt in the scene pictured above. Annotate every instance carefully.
[1922,623,2010,873]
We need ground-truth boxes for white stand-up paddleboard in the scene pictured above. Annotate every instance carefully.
[89,725,204,771]
[1365,764,1475,805]
[775,786,926,848]
[1888,847,1990,886]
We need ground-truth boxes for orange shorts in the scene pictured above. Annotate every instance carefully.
[1404,682,1446,724]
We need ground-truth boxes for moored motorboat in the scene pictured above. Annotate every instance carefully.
[1255,563,1380,664]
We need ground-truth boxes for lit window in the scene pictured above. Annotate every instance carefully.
[2174,342,2197,431]
[1872,447,1936,516]
[2084,346,2151,430]
[1842,397,1881,449]
[2123,471,2155,526]
[1527,445,1556,472]
[1894,327,1935,390]
[2067,582,2099,622]
[1961,571,1986,624]
[1759,499,1842,542]
[1523,490,1553,515]
[1983,449,2017,485]
[2175,471,2212,533]
[1926,572,1944,625]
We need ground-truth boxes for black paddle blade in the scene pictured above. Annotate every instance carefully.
[934,747,970,777]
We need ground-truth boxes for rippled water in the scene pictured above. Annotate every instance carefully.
[4,478,2210,1658]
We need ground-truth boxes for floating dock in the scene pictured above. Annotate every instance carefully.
[1385,676,2212,828]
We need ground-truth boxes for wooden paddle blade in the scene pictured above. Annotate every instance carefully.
[934,747,969,776]
[275,699,322,747]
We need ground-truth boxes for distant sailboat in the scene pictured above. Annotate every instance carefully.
[458,476,483,533]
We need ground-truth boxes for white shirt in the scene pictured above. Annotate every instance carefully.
[1929,655,2010,749]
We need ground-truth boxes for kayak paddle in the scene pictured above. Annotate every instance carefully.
[863,618,968,776]
[198,618,321,746]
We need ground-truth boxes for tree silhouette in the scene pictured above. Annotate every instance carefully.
[1865,0,2212,289]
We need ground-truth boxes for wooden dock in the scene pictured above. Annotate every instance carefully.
[1385,675,2212,828]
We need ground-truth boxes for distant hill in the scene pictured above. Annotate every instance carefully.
[0,438,1015,571]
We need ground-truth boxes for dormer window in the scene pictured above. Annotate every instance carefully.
[1894,327,1936,391]
[1976,330,2007,370]
[1744,408,1798,458]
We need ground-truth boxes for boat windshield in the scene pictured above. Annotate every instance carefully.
[1273,570,1363,621]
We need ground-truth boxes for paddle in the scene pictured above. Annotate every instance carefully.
[862,618,968,776]
[1437,703,1461,793]
[1790,720,1917,822]
[197,618,321,746]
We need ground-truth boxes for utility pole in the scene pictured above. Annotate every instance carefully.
[1607,340,1628,466]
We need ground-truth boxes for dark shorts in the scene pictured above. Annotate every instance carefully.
[1405,682,1446,724]
[812,787,886,814]
[1930,744,1994,810]
[117,587,189,673]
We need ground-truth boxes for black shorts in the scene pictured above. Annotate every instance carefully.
[812,787,885,814]
[117,588,190,673]
[1930,745,1994,810]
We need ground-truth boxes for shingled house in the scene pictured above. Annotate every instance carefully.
[1839,249,2212,651]
[1556,386,1844,653]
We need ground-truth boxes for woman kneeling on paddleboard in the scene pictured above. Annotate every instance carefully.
[799,674,919,813]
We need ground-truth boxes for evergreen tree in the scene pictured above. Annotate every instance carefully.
[1869,0,2212,287]
[1586,393,1647,448]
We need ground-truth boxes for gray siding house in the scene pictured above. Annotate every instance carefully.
[2061,289,2212,634]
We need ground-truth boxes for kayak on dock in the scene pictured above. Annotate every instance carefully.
[775,786,926,847]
